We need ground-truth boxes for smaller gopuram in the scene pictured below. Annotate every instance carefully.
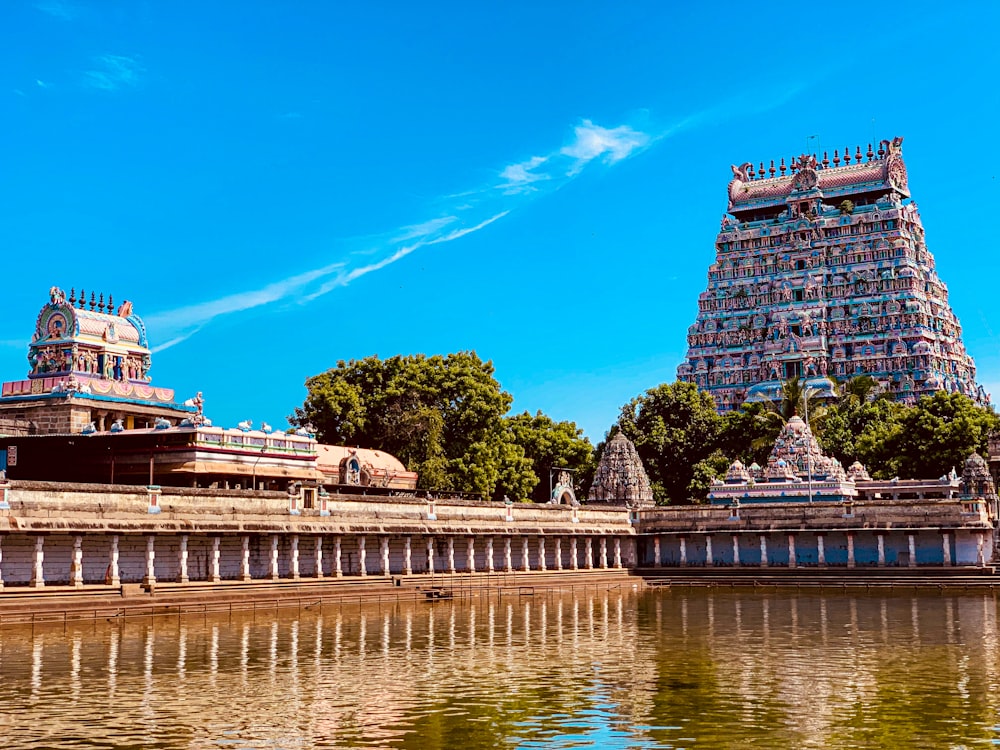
[709,416,855,505]
[589,432,654,508]
[0,286,194,435]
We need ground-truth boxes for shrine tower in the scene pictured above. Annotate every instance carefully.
[0,286,194,435]
[677,137,986,412]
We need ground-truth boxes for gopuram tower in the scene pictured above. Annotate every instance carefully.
[677,137,986,412]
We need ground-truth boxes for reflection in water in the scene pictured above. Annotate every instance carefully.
[1,588,1000,748]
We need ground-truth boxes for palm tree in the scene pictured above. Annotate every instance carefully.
[755,377,828,444]
[839,375,879,403]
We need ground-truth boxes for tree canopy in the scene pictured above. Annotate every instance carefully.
[818,390,999,480]
[291,353,594,501]
[617,381,722,505]
[505,411,595,503]
[612,377,999,504]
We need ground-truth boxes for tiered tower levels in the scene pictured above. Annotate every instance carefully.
[678,137,985,411]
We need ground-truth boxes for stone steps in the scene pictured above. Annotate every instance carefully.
[638,565,1000,587]
[0,568,635,621]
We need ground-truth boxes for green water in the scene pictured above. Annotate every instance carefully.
[0,587,997,748]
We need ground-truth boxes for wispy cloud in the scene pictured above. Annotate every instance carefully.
[498,156,551,194]
[561,120,650,175]
[35,0,78,20]
[147,116,654,350]
[146,261,347,351]
[83,54,144,91]
[303,211,510,302]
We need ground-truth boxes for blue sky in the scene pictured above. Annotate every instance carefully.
[2,1,998,442]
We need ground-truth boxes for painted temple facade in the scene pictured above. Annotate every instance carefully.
[0,287,418,494]
[0,286,194,434]
[678,137,986,412]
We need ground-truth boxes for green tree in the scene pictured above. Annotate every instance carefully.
[880,392,999,479]
[617,381,722,505]
[717,401,779,467]
[291,352,513,497]
[818,384,903,475]
[505,410,595,503]
[687,449,732,500]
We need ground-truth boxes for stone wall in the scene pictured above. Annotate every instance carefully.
[637,498,994,568]
[0,481,637,587]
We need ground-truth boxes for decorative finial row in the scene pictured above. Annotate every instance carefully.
[743,142,887,181]
[68,288,117,313]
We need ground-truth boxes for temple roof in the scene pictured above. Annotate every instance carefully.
[1,286,178,406]
[316,445,411,477]
[727,137,909,215]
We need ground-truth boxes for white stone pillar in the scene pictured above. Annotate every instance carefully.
[732,535,740,568]
[877,534,886,567]
[241,535,252,581]
[570,537,579,570]
[584,538,594,569]
[504,537,513,572]
[380,536,390,576]
[942,532,952,567]
[847,533,856,569]
[787,534,796,569]
[521,537,530,572]
[30,536,44,588]
[445,537,454,574]
[403,536,413,575]
[653,536,661,567]
[334,536,343,578]
[759,534,768,568]
[614,538,623,569]
[426,537,435,575]
[679,537,687,567]
[978,533,987,567]
[705,535,714,567]
[538,537,547,572]
[269,535,280,580]
[143,535,156,586]
[817,535,826,568]
[178,535,190,583]
[71,535,84,588]
[358,535,367,577]
[291,534,300,580]
[599,537,608,569]
[210,536,221,582]
[467,537,476,573]
[555,537,563,571]
[908,533,917,569]
[108,535,120,586]
[315,536,324,578]
[485,536,495,573]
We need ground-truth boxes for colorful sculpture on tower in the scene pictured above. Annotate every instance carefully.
[678,137,986,412]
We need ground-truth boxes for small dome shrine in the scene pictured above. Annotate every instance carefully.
[589,432,654,508]
[960,452,997,500]
[847,461,872,481]
[724,458,751,484]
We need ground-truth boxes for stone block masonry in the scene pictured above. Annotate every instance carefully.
[0,481,635,589]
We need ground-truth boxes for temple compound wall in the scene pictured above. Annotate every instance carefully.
[0,480,635,587]
[637,499,992,569]
[678,137,987,412]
